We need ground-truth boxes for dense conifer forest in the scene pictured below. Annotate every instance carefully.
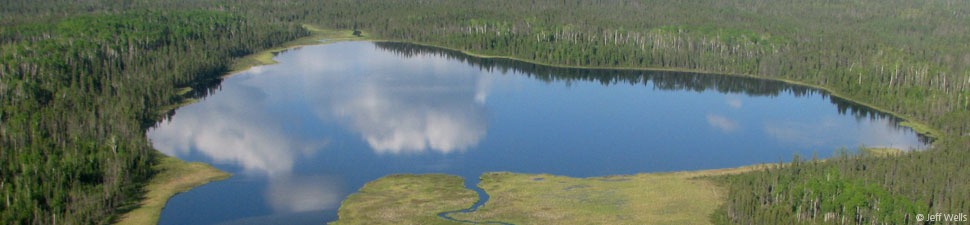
[2,0,968,224]
[0,4,305,223]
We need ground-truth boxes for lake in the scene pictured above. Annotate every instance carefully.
[149,41,927,224]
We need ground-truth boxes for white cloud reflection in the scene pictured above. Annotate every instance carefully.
[148,80,342,216]
[266,175,342,213]
[707,114,739,132]
[763,117,925,150]
[763,121,834,146]
[154,42,492,159]
[328,81,487,154]
[726,96,743,109]
[290,43,490,154]
[149,85,324,176]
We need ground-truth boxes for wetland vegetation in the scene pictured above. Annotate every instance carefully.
[331,174,478,225]
[333,170,747,225]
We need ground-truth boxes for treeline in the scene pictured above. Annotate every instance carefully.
[711,136,970,224]
[0,10,305,224]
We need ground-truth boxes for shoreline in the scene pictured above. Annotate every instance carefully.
[134,27,941,224]
[112,153,231,225]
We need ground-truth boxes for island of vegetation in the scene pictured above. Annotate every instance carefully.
[450,170,747,224]
[330,174,479,225]
[2,0,969,224]
[333,148,923,225]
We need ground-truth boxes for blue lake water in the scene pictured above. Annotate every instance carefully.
[149,41,927,224]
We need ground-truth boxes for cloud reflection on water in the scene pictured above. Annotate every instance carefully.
[293,43,490,154]
[266,175,342,213]
[148,85,324,176]
[707,114,740,132]
[148,75,340,218]
[329,78,487,154]
[726,96,743,109]
[763,117,924,150]
[151,42,492,172]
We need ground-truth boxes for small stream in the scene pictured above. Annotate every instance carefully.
[437,181,513,225]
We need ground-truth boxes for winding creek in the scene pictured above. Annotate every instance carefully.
[149,41,928,224]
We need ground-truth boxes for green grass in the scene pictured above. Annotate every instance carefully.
[859,147,904,157]
[156,97,198,115]
[175,87,193,95]
[334,166,767,225]
[898,120,939,140]
[112,152,230,225]
[330,174,478,225]
[453,167,763,225]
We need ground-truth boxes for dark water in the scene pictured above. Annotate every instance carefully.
[150,41,927,224]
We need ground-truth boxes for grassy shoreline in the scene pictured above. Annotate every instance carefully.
[112,153,230,225]
[335,150,904,224]
[335,165,772,224]
[331,174,478,225]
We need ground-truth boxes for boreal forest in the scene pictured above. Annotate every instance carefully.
[2,0,968,224]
